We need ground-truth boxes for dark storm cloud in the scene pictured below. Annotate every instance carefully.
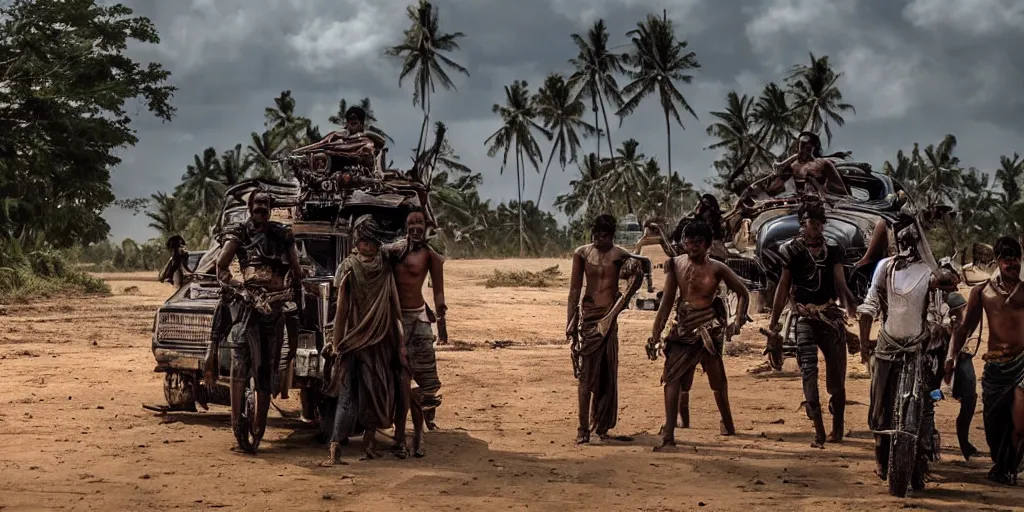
[104,0,1024,241]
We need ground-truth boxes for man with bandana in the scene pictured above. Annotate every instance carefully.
[768,199,859,448]
[566,214,645,444]
[858,224,942,489]
[211,191,304,449]
[320,215,409,465]
[945,236,1024,485]
[764,131,849,198]
[385,206,447,457]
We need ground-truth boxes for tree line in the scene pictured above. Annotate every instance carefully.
[3,0,1022,298]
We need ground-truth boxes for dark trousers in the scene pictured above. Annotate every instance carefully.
[951,353,979,457]
[795,318,847,431]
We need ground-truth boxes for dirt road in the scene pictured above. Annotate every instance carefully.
[0,259,1017,511]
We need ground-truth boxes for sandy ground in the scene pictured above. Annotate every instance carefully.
[0,259,1019,511]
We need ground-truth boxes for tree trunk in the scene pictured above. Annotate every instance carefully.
[593,93,601,161]
[413,94,432,171]
[664,108,673,218]
[516,148,525,257]
[597,91,614,160]
[537,138,560,205]
[726,125,772,191]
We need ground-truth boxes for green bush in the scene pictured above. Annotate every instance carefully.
[0,241,110,304]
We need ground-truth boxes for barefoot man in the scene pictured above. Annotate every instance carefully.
[566,214,645,444]
[386,206,446,457]
[945,236,1024,485]
[768,199,858,448]
[321,215,409,466]
[647,221,749,449]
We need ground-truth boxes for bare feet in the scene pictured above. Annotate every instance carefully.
[318,443,348,467]
[826,431,842,443]
[575,428,590,445]
[720,421,735,436]
[653,438,677,452]
[390,442,409,460]
[810,438,826,449]
[412,432,425,458]
[361,447,381,460]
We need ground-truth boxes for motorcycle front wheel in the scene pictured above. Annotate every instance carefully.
[233,377,263,454]
[887,358,922,497]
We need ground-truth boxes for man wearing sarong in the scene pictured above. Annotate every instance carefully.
[647,221,749,449]
[768,199,858,448]
[566,214,644,444]
[385,206,446,457]
[945,236,1024,485]
[320,215,408,466]
[209,191,304,448]
[858,225,941,488]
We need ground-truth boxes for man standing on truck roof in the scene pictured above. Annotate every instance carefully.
[320,214,410,465]
[385,206,447,457]
[211,191,304,450]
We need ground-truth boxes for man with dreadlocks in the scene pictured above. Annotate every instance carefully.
[566,213,645,444]
[385,206,446,458]
[858,224,943,488]
[320,214,409,466]
[765,131,849,199]
[945,236,1024,485]
[647,220,749,449]
[768,199,859,448]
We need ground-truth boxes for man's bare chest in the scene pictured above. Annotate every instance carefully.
[396,254,429,282]
[791,160,823,179]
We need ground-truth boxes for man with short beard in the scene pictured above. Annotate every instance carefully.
[320,215,408,465]
[647,221,749,449]
[385,206,447,457]
[566,214,645,444]
[945,236,1024,485]
[768,199,858,448]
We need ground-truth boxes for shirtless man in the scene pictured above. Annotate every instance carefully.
[764,131,847,198]
[567,214,645,444]
[386,206,446,457]
[945,236,1024,485]
[768,199,858,448]
[647,221,749,449]
[669,194,729,260]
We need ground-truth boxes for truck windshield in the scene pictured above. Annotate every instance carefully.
[297,236,338,277]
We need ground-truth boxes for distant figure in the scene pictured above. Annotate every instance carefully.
[763,131,849,199]
[670,194,729,260]
[158,235,189,287]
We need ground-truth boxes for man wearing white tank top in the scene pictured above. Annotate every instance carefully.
[858,224,941,490]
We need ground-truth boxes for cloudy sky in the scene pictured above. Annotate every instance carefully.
[105,0,1024,241]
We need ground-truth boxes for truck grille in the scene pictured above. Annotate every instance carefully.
[725,257,764,285]
[156,312,212,346]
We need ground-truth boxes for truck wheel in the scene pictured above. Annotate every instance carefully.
[163,372,197,412]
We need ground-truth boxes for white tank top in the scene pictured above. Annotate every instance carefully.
[883,260,931,339]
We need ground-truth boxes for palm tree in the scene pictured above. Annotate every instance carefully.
[264,90,310,150]
[786,53,854,144]
[533,73,598,205]
[217,144,252,187]
[723,82,796,190]
[178,147,223,216]
[386,0,469,161]
[554,152,611,219]
[247,130,284,178]
[995,152,1024,208]
[916,134,962,209]
[567,19,625,161]
[327,97,393,143]
[617,10,700,215]
[705,91,757,156]
[146,192,185,237]
[485,80,550,256]
[603,138,650,214]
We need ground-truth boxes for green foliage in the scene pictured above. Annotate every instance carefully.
[0,238,109,304]
[0,0,175,249]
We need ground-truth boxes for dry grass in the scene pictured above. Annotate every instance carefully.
[483,265,562,288]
